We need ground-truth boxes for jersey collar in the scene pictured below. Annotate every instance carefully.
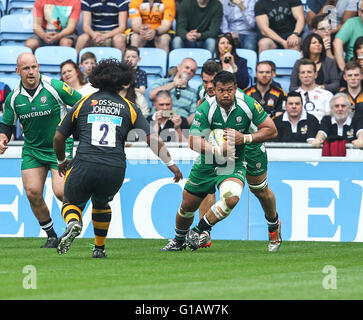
[20,75,44,103]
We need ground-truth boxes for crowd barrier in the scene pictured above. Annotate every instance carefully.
[0,142,363,242]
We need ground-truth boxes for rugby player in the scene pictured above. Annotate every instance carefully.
[0,52,82,248]
[54,60,183,258]
[162,71,280,252]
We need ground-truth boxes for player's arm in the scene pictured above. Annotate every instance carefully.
[0,124,13,154]
[132,105,183,182]
[226,116,277,145]
[53,106,77,176]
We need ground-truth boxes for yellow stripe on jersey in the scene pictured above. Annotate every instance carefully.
[123,97,138,125]
[72,94,93,121]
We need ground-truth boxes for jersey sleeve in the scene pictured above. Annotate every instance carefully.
[189,101,211,138]
[163,0,176,22]
[1,92,17,126]
[129,0,141,19]
[318,115,331,136]
[52,79,83,107]
[245,94,268,127]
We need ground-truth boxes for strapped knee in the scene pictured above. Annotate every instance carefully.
[178,207,195,218]
[212,181,243,220]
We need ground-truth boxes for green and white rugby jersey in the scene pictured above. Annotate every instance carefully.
[2,75,82,152]
[190,89,268,167]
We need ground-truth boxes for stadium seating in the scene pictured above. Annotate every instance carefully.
[0,13,34,45]
[0,0,4,18]
[7,0,34,14]
[168,48,212,75]
[138,47,167,78]
[35,46,78,77]
[0,45,32,73]
[236,48,257,86]
[259,49,301,92]
[79,46,122,63]
[0,76,20,90]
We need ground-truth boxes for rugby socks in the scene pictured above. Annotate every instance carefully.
[175,228,188,243]
[39,218,57,238]
[62,202,82,224]
[193,215,212,234]
[92,207,111,250]
[265,213,279,232]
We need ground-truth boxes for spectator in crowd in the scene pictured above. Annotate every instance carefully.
[334,0,363,72]
[147,90,189,142]
[75,0,128,53]
[128,0,176,53]
[149,57,198,124]
[311,14,334,59]
[123,46,147,95]
[220,0,257,51]
[172,0,223,54]
[79,51,96,82]
[25,0,81,51]
[215,32,249,90]
[290,33,340,93]
[119,63,150,117]
[60,60,97,97]
[245,61,287,119]
[309,93,363,153]
[306,0,328,29]
[197,59,222,104]
[0,81,11,114]
[340,60,363,111]
[307,0,358,34]
[273,91,319,142]
[295,58,333,122]
[255,0,305,53]
[353,36,363,72]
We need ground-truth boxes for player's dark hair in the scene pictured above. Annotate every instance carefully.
[287,91,303,104]
[89,59,135,93]
[212,70,237,86]
[202,60,222,76]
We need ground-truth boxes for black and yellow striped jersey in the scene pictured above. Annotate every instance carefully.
[57,90,151,168]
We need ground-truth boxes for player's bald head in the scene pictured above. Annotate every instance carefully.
[17,52,38,67]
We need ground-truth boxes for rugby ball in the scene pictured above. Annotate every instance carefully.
[208,129,227,163]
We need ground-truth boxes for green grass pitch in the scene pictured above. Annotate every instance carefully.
[0,238,362,300]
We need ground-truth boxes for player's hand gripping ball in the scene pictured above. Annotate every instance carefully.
[209,129,227,164]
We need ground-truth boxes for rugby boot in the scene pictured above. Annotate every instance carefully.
[186,229,200,251]
[268,219,282,252]
[199,231,212,248]
[161,238,187,251]
[41,237,59,248]
[92,248,107,258]
[57,221,82,255]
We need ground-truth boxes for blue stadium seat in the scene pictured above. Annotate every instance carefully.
[7,0,34,14]
[35,46,78,77]
[0,0,4,17]
[188,74,202,91]
[0,14,34,45]
[0,45,32,73]
[259,49,301,76]
[0,76,20,90]
[138,47,167,77]
[168,48,212,75]
[236,48,257,86]
[79,47,122,63]
[259,49,301,92]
